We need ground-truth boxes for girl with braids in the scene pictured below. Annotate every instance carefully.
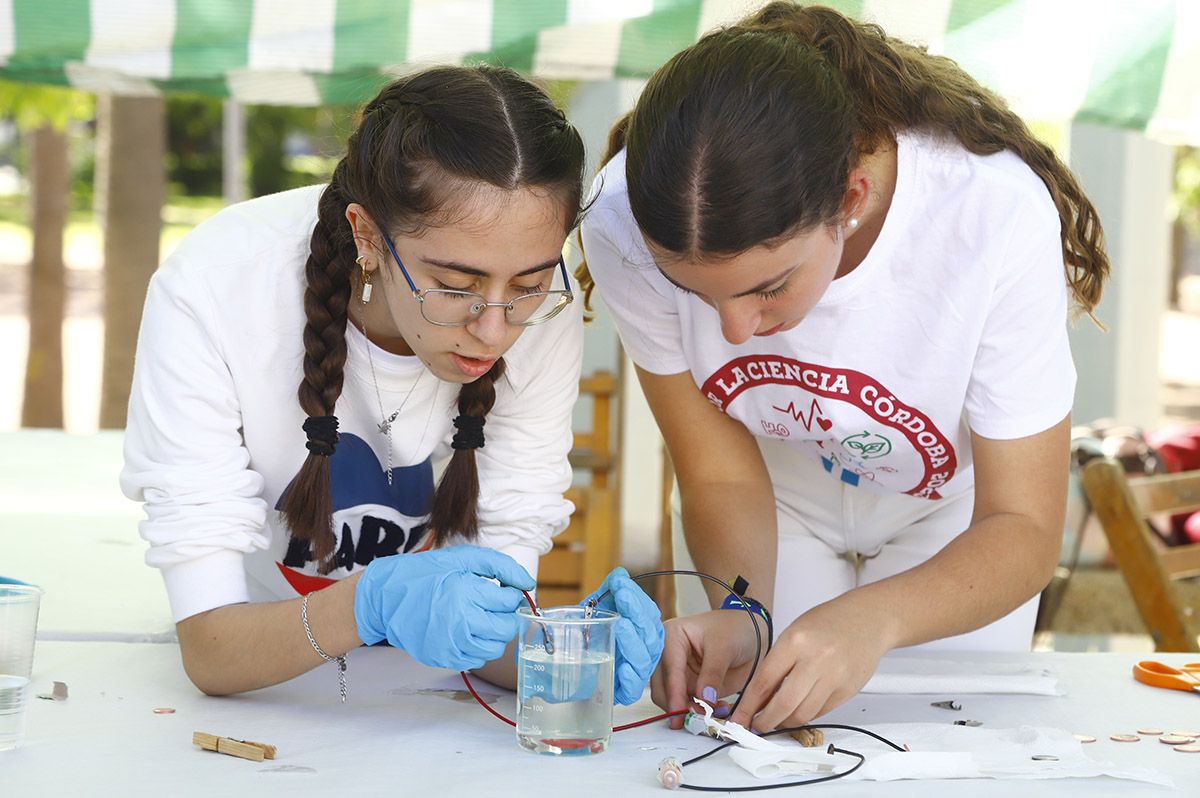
[122,65,663,700]
[579,3,1108,731]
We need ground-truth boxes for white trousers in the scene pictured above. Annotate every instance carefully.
[672,438,1039,652]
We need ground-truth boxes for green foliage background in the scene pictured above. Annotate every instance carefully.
[1173,148,1200,233]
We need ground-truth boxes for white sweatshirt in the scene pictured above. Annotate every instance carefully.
[121,185,581,623]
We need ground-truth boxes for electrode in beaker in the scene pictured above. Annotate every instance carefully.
[516,606,617,756]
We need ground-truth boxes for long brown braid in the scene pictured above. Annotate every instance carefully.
[578,2,1108,321]
[280,66,584,572]
[278,170,357,568]
[426,359,506,542]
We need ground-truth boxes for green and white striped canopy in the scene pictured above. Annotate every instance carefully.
[1,0,1197,143]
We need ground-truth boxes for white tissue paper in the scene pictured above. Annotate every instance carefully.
[692,701,1171,787]
[832,724,1172,786]
[862,659,1062,695]
[691,699,848,777]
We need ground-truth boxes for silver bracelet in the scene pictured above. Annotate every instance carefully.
[301,592,347,703]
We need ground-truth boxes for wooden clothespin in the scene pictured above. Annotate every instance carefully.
[192,731,277,762]
[790,728,825,748]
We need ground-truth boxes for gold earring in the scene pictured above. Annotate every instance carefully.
[356,256,373,303]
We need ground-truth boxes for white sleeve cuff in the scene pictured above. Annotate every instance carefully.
[160,549,251,623]
[498,543,542,585]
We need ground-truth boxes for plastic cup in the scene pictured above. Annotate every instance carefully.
[0,584,43,751]
[515,606,618,756]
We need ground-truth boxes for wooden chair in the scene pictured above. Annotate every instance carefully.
[536,371,620,606]
[1081,457,1200,651]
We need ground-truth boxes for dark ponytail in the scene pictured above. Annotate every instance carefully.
[580,2,1108,320]
[427,359,506,541]
[281,66,584,572]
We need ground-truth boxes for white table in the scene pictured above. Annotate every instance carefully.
[0,430,173,640]
[5,643,1199,796]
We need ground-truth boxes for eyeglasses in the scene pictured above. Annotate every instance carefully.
[380,233,573,328]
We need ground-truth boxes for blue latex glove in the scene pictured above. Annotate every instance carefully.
[583,567,665,705]
[354,545,534,671]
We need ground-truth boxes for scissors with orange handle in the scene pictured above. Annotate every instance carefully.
[1132,661,1200,693]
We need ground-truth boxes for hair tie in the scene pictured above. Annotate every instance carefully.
[451,415,486,450]
[303,415,340,456]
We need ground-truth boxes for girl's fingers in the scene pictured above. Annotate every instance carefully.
[752,669,827,731]
[659,626,695,729]
[728,646,792,728]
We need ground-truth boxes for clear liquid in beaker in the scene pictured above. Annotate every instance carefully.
[0,674,31,751]
[517,647,614,756]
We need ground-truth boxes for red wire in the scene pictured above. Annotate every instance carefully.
[614,709,688,730]
[460,671,516,727]
[459,669,687,730]
[460,585,687,732]
[455,590,540,728]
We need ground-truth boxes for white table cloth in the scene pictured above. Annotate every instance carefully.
[5,644,1200,796]
[1,431,172,640]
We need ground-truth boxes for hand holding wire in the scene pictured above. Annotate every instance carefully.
[459,569,906,791]
[730,596,890,731]
[652,609,765,729]
[582,567,666,705]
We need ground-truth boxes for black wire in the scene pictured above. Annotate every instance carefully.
[581,570,908,790]
[682,724,907,766]
[626,569,769,718]
[675,724,906,792]
[677,748,865,792]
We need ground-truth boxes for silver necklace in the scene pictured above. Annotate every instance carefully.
[357,315,425,486]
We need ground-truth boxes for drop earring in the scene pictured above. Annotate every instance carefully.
[357,255,373,303]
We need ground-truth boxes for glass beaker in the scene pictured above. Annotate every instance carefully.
[516,605,618,756]
[0,583,42,752]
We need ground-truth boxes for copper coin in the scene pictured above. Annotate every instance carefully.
[1136,727,1163,736]
[1170,730,1200,738]
[1110,734,1140,742]
[1159,735,1196,745]
[1173,744,1200,753]
[152,707,176,714]
[1073,734,1097,744]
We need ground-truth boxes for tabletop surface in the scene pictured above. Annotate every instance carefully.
[4,430,1198,794]
[4,643,1199,796]
[0,430,174,641]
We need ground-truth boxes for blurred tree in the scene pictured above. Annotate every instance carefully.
[1174,147,1200,233]
[23,125,68,428]
[1170,147,1200,309]
[96,93,166,429]
[159,100,334,200]
[166,95,223,196]
[246,104,334,196]
[247,104,290,197]
[0,80,93,428]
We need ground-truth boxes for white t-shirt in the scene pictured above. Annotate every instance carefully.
[121,185,582,623]
[581,131,1074,501]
